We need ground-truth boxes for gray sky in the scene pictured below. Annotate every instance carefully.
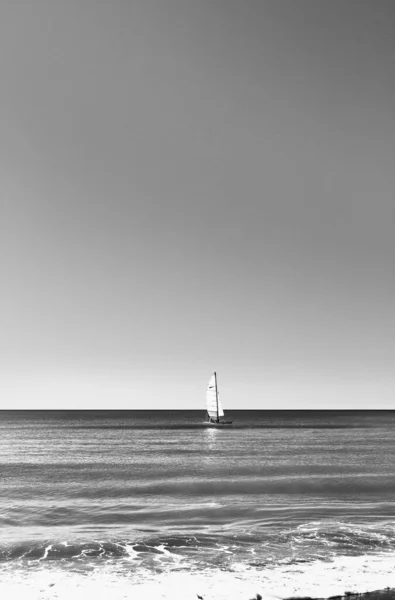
[1,1,394,408]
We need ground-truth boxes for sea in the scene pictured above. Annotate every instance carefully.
[1,410,395,600]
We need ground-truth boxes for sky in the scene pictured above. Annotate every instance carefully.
[0,0,394,409]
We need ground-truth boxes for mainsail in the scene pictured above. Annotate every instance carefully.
[206,373,224,419]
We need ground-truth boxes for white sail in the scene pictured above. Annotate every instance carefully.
[206,373,224,419]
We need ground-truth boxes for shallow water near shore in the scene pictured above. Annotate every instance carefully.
[1,410,395,598]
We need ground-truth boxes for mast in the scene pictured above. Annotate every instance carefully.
[214,371,219,422]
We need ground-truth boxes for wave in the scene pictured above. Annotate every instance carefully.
[41,475,395,498]
[3,475,395,509]
[3,520,395,566]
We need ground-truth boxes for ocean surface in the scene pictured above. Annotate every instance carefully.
[1,410,395,597]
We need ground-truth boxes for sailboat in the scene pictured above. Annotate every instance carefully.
[203,372,233,426]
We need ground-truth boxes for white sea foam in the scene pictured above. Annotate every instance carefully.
[2,552,395,600]
[124,543,140,559]
[39,544,52,561]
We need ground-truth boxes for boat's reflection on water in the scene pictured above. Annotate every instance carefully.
[204,426,220,452]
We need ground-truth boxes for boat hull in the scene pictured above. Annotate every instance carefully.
[202,421,233,426]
